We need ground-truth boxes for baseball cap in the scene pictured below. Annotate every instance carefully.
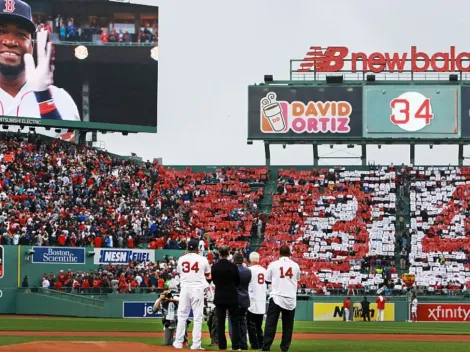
[188,239,199,251]
[0,0,36,34]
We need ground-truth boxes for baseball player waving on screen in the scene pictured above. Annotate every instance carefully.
[173,239,211,350]
[0,0,80,121]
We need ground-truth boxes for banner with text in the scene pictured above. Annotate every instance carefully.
[414,303,470,322]
[32,247,85,264]
[364,86,460,139]
[122,301,194,319]
[314,302,395,321]
[248,86,363,140]
[93,249,155,265]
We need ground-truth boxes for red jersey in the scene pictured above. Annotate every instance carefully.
[376,295,386,310]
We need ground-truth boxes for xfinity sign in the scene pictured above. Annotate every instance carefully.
[94,249,155,264]
[298,46,470,73]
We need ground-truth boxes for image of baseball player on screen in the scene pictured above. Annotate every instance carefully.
[0,0,79,121]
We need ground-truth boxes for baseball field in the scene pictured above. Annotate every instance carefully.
[0,316,468,352]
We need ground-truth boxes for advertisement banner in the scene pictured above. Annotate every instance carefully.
[122,301,194,319]
[31,247,85,264]
[313,302,395,321]
[248,86,362,140]
[93,249,155,265]
[413,303,470,322]
[461,87,470,137]
[364,86,460,139]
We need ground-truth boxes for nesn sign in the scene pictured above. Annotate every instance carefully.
[97,250,152,264]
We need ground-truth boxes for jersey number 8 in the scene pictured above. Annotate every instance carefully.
[258,273,265,284]
[181,261,199,273]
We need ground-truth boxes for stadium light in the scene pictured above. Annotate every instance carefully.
[74,45,89,60]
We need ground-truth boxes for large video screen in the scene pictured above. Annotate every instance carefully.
[0,0,158,136]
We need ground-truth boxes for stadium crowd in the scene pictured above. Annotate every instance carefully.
[33,15,158,44]
[3,132,470,294]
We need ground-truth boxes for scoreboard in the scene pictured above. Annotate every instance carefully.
[364,86,459,138]
[248,84,465,141]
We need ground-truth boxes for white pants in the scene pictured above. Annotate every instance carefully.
[376,309,384,322]
[173,287,204,349]
[344,308,350,321]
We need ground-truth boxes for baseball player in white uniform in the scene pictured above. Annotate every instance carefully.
[262,245,300,352]
[0,0,80,138]
[173,239,211,350]
[411,294,418,322]
[247,252,267,350]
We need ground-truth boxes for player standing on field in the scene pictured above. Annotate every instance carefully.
[262,245,300,352]
[247,251,267,350]
[411,294,418,322]
[172,239,211,350]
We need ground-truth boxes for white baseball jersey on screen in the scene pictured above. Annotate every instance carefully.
[0,84,80,121]
[265,256,300,311]
[176,253,211,289]
[411,298,418,312]
[248,264,267,315]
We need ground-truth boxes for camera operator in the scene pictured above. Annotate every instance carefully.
[153,285,189,346]
[204,281,218,346]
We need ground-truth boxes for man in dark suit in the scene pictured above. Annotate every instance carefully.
[361,296,371,322]
[211,246,241,350]
[230,252,252,350]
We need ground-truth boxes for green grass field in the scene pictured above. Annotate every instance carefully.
[0,317,467,352]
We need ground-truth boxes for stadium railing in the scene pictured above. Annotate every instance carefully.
[18,288,106,308]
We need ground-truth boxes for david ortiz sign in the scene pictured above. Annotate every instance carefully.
[414,303,470,322]
[248,86,362,140]
[32,247,85,264]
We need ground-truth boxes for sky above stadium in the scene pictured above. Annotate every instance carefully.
[102,0,468,166]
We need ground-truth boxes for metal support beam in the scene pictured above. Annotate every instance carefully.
[410,144,415,165]
[459,144,464,166]
[78,131,88,146]
[264,142,271,167]
[361,144,367,166]
[313,144,319,166]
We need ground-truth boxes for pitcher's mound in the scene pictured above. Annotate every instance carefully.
[0,341,175,352]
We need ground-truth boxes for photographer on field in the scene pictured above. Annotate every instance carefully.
[153,284,190,346]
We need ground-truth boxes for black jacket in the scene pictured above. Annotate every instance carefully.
[236,263,252,309]
[361,299,370,312]
[211,259,240,306]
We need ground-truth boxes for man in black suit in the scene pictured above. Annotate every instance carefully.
[211,246,241,350]
[361,296,371,322]
[230,252,252,350]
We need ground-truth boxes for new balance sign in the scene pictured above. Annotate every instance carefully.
[32,247,85,264]
[93,249,155,265]
[298,46,470,73]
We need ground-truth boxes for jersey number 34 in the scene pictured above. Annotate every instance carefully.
[181,261,199,273]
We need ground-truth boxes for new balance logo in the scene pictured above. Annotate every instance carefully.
[297,46,349,72]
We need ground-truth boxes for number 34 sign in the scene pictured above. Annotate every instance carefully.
[364,86,459,138]
[390,92,433,132]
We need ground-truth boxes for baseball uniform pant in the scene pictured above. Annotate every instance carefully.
[173,287,204,349]
[262,298,295,352]
[247,311,264,349]
[344,308,350,321]
[376,309,384,322]
[215,304,241,350]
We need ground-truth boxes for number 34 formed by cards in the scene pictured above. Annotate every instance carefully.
[389,92,435,132]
